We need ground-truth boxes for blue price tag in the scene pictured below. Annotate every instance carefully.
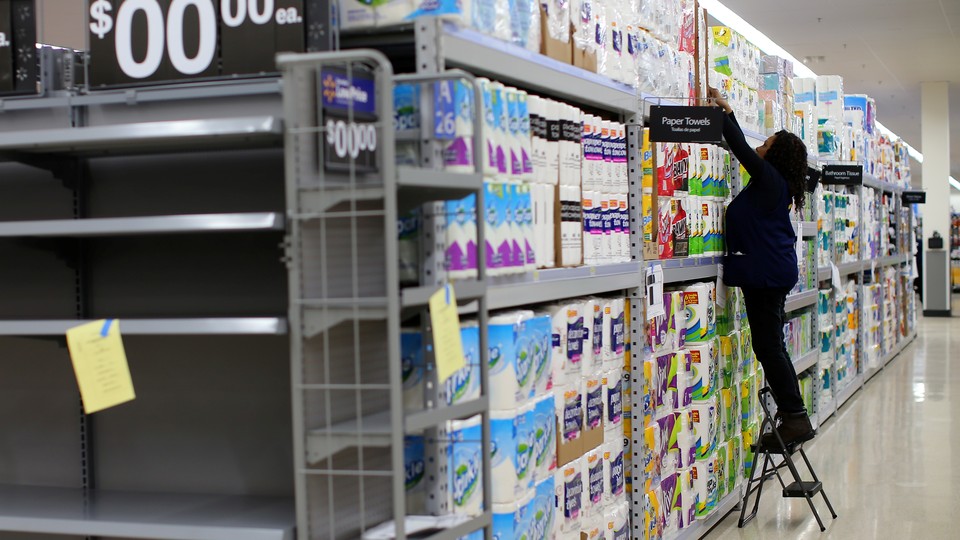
[434,81,457,140]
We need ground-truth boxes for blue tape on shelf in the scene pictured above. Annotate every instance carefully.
[101,319,113,337]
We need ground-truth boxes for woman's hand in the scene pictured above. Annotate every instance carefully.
[708,86,733,114]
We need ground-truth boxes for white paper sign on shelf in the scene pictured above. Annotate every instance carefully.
[645,264,665,320]
[831,262,843,293]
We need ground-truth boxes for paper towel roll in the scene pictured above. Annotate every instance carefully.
[518,401,536,492]
[643,423,662,486]
[448,416,484,516]
[602,368,623,431]
[687,340,717,402]
[557,459,585,533]
[556,382,584,443]
[690,399,718,461]
[677,349,692,408]
[446,322,481,406]
[676,408,695,468]
[401,330,423,410]
[584,374,604,431]
[490,409,520,504]
[583,445,604,516]
[533,393,557,483]
[678,467,695,529]
[581,513,603,540]
[659,472,680,537]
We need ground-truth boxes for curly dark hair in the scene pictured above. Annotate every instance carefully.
[763,130,809,210]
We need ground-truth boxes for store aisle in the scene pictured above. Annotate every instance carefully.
[707,316,959,539]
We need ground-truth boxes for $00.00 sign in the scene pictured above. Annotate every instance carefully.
[88,0,305,87]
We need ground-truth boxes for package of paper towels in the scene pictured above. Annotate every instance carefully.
[691,399,719,460]
[583,445,604,516]
[447,416,484,516]
[445,322,481,406]
[488,312,524,409]
[490,409,525,503]
[520,313,552,398]
[691,459,718,519]
[533,393,557,482]
[603,438,626,505]
[681,283,714,343]
[687,339,719,401]
[603,501,629,540]
[401,329,423,410]
[492,489,534,540]
[557,459,584,533]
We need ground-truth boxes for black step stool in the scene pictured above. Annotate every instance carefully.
[738,387,837,531]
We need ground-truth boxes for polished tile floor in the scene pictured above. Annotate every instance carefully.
[707,315,959,539]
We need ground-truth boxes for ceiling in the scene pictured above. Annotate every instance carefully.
[717,0,960,187]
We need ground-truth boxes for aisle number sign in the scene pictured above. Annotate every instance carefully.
[87,0,306,87]
[66,319,137,414]
[429,284,466,384]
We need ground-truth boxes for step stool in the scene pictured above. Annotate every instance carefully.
[738,387,837,531]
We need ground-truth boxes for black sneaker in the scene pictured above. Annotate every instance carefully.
[759,411,815,450]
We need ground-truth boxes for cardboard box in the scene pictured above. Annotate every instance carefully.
[572,43,597,74]
[540,5,572,64]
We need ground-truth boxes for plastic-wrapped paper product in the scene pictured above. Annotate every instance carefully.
[545,0,571,42]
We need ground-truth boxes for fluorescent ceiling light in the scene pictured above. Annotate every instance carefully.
[700,0,955,190]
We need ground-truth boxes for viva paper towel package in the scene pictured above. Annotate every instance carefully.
[557,459,585,534]
[648,292,675,354]
[675,408,696,468]
[677,349,693,409]
[655,351,678,413]
[657,414,678,477]
[659,472,681,537]
[401,330,423,410]
[533,394,557,482]
[448,416,484,516]
[583,445,604,517]
[446,322,481,406]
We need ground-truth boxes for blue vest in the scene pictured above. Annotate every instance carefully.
[723,162,799,289]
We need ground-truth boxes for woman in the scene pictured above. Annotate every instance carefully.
[708,87,814,447]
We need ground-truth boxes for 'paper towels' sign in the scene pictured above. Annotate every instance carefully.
[649,106,724,143]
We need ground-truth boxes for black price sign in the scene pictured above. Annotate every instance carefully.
[902,190,926,204]
[820,164,863,186]
[0,0,38,96]
[648,106,724,143]
[87,0,306,87]
[319,67,378,173]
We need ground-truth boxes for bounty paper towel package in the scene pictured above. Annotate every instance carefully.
[448,416,484,516]
[401,330,423,410]
[681,283,713,343]
[687,341,717,402]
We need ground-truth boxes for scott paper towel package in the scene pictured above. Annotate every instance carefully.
[448,416,484,516]
[401,330,423,410]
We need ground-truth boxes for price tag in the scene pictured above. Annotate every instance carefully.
[87,0,306,87]
[429,284,466,384]
[645,264,665,320]
[319,66,379,173]
[66,319,137,414]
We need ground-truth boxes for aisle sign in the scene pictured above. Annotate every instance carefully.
[821,164,863,186]
[649,106,724,143]
[0,0,38,96]
[320,66,379,173]
[902,190,926,204]
[429,285,466,384]
[66,319,137,414]
[87,0,306,87]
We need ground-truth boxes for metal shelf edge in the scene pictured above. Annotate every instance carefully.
[672,488,742,540]
[405,397,488,433]
[792,349,818,373]
[402,280,486,309]
[396,167,483,191]
[0,212,284,238]
[785,290,817,312]
[0,318,287,336]
[487,262,642,310]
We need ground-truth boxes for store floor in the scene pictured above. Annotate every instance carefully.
[707,316,959,539]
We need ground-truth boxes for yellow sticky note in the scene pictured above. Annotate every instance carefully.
[429,284,466,384]
[66,319,136,414]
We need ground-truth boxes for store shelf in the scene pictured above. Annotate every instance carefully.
[878,253,909,267]
[487,262,642,311]
[785,289,817,312]
[0,485,293,540]
[401,280,486,309]
[864,364,881,382]
[655,256,723,284]
[794,221,817,238]
[438,22,637,114]
[0,213,284,238]
[836,261,863,276]
[0,116,282,157]
[862,173,904,193]
[306,398,488,463]
[836,375,863,409]
[793,349,818,373]
[672,486,742,540]
[396,168,483,212]
[0,318,287,336]
[818,266,832,281]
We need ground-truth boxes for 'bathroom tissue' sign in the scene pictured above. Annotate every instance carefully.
[649,106,724,143]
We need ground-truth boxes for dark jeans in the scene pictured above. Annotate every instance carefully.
[741,286,806,414]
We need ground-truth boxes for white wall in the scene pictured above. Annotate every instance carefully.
[36,0,85,50]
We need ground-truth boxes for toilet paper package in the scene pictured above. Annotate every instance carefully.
[492,489,534,540]
[523,314,553,397]
[690,398,719,460]
[435,79,476,173]
[490,409,521,503]
[815,75,844,123]
[603,438,626,504]
[401,330,424,410]
[603,501,629,540]
[533,393,558,482]
[557,459,585,533]
[531,476,557,540]
[602,368,623,431]
[448,416,484,516]
[688,339,718,401]
[583,445,604,516]
[488,312,525,409]
[446,322,482,406]
[404,436,426,514]
[584,375,604,432]
[445,194,478,280]
[556,383,584,444]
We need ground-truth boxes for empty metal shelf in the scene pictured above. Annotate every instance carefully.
[0,213,284,237]
[487,262,642,310]
[785,290,818,312]
[0,318,287,336]
[0,485,293,540]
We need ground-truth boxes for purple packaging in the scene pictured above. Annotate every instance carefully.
[657,414,678,474]
[678,350,693,408]
[656,352,678,410]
